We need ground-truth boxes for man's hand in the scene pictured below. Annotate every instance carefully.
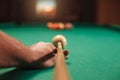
[0,31,68,68]
[29,42,69,68]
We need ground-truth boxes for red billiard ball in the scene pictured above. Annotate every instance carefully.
[47,22,57,30]
[47,22,53,29]
[52,23,58,30]
[57,23,64,30]
[64,22,73,29]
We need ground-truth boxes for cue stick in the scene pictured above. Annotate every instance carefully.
[53,42,70,80]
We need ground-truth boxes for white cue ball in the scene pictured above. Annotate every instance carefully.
[52,35,67,48]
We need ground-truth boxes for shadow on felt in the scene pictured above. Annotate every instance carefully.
[0,62,71,80]
[0,67,53,80]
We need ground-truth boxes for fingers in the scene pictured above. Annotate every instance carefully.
[46,42,56,52]
[30,41,69,61]
[63,50,69,59]
[53,49,57,54]
[53,49,69,59]
[30,42,56,54]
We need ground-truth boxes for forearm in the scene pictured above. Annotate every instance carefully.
[0,30,35,68]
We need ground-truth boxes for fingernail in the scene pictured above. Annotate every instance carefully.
[53,49,57,54]
[64,50,69,56]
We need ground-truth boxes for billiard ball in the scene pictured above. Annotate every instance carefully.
[64,22,73,29]
[52,35,67,48]
[47,22,53,29]
[50,23,57,30]
[57,23,64,30]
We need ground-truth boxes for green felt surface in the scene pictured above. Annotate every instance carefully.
[0,23,120,80]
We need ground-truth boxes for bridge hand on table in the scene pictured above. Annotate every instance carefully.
[28,42,69,68]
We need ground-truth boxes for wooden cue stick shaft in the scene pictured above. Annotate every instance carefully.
[53,42,70,80]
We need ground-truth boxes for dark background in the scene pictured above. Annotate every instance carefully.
[0,0,120,24]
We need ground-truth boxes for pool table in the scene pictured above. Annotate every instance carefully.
[0,23,120,80]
